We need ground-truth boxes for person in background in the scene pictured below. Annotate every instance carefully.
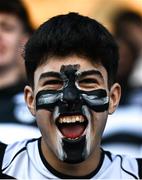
[102,10,142,158]
[113,10,142,106]
[0,0,40,144]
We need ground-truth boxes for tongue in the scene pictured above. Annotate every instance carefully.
[59,124,85,139]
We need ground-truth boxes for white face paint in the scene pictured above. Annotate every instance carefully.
[55,130,65,161]
[53,106,65,160]
[82,105,92,157]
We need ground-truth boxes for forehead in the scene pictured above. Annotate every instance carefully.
[34,55,108,83]
[0,12,22,26]
[36,55,106,73]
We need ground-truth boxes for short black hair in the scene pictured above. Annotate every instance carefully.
[0,0,34,34]
[24,12,119,87]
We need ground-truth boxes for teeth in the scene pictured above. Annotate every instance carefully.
[58,115,85,124]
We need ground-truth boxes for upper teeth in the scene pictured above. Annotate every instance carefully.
[58,115,85,123]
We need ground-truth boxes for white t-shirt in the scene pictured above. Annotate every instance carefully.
[1,138,141,179]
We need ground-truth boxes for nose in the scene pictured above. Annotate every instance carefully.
[63,84,79,104]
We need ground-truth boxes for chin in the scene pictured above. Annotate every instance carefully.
[53,106,94,164]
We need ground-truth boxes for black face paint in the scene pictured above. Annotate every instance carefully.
[36,89,109,112]
[62,136,86,163]
[36,65,109,112]
[36,64,109,163]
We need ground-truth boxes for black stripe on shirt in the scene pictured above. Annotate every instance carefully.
[118,155,139,179]
[102,133,142,145]
[103,150,113,161]
[136,158,142,179]
[2,138,39,172]
[2,147,26,172]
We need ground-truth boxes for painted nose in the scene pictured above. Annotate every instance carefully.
[60,84,82,114]
[63,85,79,103]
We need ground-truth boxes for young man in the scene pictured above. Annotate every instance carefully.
[0,12,141,179]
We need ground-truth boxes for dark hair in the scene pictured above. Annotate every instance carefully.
[24,12,119,87]
[0,0,34,34]
[114,10,142,38]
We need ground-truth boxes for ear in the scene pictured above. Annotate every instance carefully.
[24,85,36,116]
[108,83,121,114]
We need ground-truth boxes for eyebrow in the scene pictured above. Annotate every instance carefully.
[78,70,104,81]
[39,71,61,81]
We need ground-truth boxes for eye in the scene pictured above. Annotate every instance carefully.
[78,78,98,89]
[43,79,63,90]
[2,23,16,32]
[43,79,63,85]
[79,78,97,84]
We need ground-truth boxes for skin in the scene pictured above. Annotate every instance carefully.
[0,13,29,88]
[25,55,121,176]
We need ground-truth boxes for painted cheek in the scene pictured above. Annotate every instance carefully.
[36,110,53,131]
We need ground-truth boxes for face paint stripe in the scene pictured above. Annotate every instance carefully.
[36,89,109,112]
[82,94,109,105]
[36,90,63,111]
[37,93,61,105]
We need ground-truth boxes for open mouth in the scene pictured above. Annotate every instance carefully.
[56,115,88,139]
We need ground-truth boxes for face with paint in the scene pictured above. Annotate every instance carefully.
[25,55,121,166]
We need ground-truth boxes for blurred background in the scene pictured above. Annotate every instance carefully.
[0,0,142,158]
[22,0,142,30]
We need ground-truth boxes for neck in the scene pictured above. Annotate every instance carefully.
[41,138,101,177]
[0,65,21,89]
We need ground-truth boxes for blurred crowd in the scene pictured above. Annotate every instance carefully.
[102,9,142,157]
[0,0,141,157]
[114,10,142,106]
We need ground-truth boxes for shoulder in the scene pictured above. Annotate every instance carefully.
[103,149,141,178]
[4,138,38,155]
[2,138,40,170]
